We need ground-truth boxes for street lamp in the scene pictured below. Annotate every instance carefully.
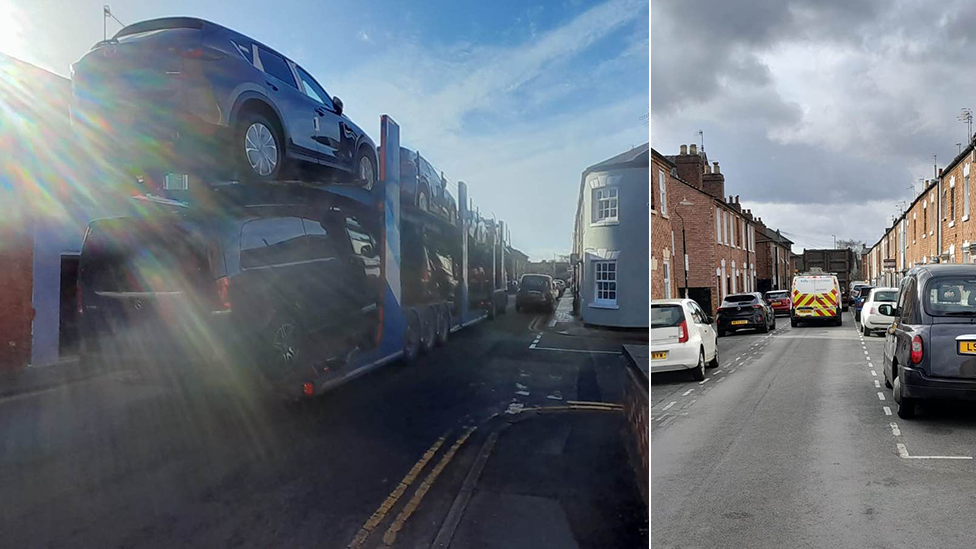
[674,199,694,298]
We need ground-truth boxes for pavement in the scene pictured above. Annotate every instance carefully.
[0,295,647,548]
[653,310,976,548]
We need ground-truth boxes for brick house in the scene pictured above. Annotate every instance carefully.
[754,222,794,292]
[651,148,678,300]
[666,144,759,315]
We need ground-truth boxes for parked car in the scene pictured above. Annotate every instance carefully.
[791,274,842,327]
[515,274,556,312]
[651,299,719,381]
[397,147,458,223]
[849,281,869,307]
[852,285,874,321]
[764,290,790,316]
[882,265,976,418]
[71,17,378,187]
[77,187,382,397]
[717,292,775,336]
[859,287,898,336]
[554,279,566,298]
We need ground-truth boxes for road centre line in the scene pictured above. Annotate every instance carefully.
[877,392,886,401]
[890,422,901,436]
[874,380,881,388]
[868,362,874,368]
[871,370,877,376]
[884,406,892,415]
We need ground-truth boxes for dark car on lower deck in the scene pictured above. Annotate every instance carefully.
[717,292,776,336]
[884,265,976,418]
[78,187,381,398]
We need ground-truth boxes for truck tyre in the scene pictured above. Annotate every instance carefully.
[236,111,283,182]
[421,306,437,353]
[403,309,422,364]
[436,305,450,346]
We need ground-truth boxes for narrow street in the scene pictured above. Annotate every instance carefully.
[0,297,646,549]
[652,311,976,548]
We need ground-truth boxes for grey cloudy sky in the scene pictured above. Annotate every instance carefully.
[652,0,976,251]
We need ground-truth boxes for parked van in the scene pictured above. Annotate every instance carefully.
[791,274,842,327]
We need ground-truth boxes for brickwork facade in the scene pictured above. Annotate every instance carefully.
[651,150,678,300]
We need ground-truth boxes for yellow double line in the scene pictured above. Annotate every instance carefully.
[346,426,477,549]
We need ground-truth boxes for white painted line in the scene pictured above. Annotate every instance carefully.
[864,350,869,355]
[890,422,901,436]
[883,406,892,416]
[877,392,886,401]
[866,356,871,361]
[728,368,737,373]
[548,318,557,328]
[716,377,725,383]
[682,389,694,396]
[874,380,881,388]
[516,383,528,390]
[663,401,677,411]
[530,346,621,355]
[515,390,530,396]
[897,443,910,458]
[655,415,668,422]
[871,370,877,376]
[529,344,537,349]
[699,378,711,385]
[868,362,874,368]
[546,393,563,401]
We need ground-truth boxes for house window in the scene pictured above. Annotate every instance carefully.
[951,184,956,220]
[593,187,619,222]
[663,259,672,299]
[923,203,928,232]
[716,209,721,243]
[594,261,617,305]
[654,169,663,210]
[966,168,971,220]
[658,172,667,216]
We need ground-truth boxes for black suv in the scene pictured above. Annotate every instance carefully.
[77,185,382,398]
[717,292,775,336]
[399,147,459,224]
[71,17,377,187]
[882,265,976,418]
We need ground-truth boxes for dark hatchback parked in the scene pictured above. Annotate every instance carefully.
[71,17,377,187]
[883,265,976,418]
[78,186,382,398]
[515,274,555,313]
[717,292,776,336]
[398,147,459,224]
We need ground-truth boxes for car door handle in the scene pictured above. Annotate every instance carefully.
[266,81,279,92]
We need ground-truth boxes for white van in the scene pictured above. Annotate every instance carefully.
[791,274,842,327]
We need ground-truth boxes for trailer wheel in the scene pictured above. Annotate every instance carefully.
[403,309,422,364]
[421,306,437,354]
[436,306,450,346]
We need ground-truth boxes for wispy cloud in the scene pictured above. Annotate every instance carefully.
[325,0,648,259]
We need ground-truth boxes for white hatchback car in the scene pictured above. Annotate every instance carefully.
[651,299,719,380]
[859,287,899,336]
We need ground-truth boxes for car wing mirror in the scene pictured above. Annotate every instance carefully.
[332,96,343,116]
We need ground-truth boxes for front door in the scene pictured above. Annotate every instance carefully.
[294,64,350,170]
[256,47,324,163]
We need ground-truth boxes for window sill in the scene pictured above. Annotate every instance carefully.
[589,302,619,310]
[922,234,926,239]
[965,215,970,222]
[950,221,956,228]
[590,219,620,227]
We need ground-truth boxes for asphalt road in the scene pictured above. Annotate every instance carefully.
[0,297,642,548]
[652,310,976,548]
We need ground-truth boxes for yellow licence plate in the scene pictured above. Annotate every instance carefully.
[959,341,976,355]
[732,320,748,325]
[651,351,668,360]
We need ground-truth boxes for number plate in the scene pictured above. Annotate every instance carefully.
[959,341,976,355]
[651,351,668,360]
[732,320,748,325]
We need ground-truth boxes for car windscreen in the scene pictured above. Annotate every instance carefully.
[520,276,549,290]
[871,290,897,303]
[923,277,976,316]
[651,305,685,328]
[723,294,757,304]
[765,291,788,299]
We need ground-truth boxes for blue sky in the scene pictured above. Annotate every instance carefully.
[1,0,648,260]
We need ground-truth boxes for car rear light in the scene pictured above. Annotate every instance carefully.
[678,320,689,343]
[911,335,923,364]
[215,276,231,311]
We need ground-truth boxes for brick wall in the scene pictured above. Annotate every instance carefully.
[651,153,677,300]
[0,204,33,370]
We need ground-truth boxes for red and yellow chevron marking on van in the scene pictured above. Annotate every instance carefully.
[792,287,839,317]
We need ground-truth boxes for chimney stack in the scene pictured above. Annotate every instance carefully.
[728,195,733,203]
[735,195,740,204]
[690,143,698,155]
[713,162,720,174]
[675,144,706,190]
[704,164,711,174]
[939,168,944,177]
[680,144,688,155]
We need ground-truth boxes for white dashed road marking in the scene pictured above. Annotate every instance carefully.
[663,401,676,411]
[884,406,892,416]
[874,380,881,388]
[890,422,901,436]
[699,378,711,385]
[682,389,694,396]
[871,370,877,376]
[877,392,886,401]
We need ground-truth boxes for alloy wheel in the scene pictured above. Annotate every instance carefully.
[360,155,374,188]
[245,122,278,176]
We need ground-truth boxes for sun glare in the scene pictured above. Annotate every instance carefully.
[0,2,26,61]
